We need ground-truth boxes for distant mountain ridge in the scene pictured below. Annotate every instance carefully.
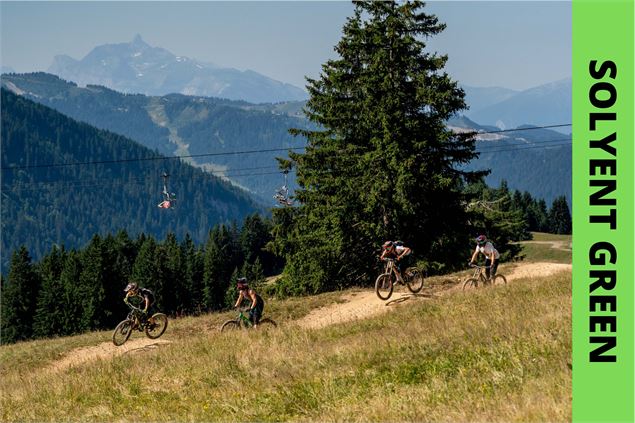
[47,34,308,103]
[1,88,262,273]
[2,72,311,202]
[462,85,519,114]
[462,78,571,132]
[447,115,571,207]
[3,72,570,208]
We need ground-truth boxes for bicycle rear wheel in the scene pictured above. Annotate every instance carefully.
[113,319,133,346]
[492,274,507,286]
[220,320,241,332]
[405,267,425,293]
[375,273,394,300]
[145,313,168,339]
[462,278,479,291]
[258,318,277,330]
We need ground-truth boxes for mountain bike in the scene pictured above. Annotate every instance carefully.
[220,307,277,332]
[462,263,507,290]
[375,258,425,300]
[112,303,168,346]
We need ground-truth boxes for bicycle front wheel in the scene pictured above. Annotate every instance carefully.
[145,313,168,339]
[405,267,425,293]
[492,274,507,286]
[113,319,134,346]
[462,278,479,291]
[220,320,241,332]
[375,273,394,300]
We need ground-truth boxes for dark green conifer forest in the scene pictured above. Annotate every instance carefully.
[1,88,261,273]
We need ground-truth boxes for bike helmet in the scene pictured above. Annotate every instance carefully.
[383,241,394,249]
[237,277,248,290]
[476,235,487,246]
[124,282,138,293]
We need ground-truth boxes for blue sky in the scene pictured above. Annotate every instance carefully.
[1,1,571,91]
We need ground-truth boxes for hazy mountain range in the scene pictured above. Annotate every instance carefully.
[447,115,571,207]
[2,72,310,203]
[462,78,571,133]
[2,72,570,209]
[47,35,308,104]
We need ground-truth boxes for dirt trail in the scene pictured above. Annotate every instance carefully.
[49,338,171,373]
[295,261,571,330]
[49,261,570,370]
[516,240,572,251]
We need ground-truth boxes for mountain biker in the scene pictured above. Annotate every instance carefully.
[469,235,500,280]
[233,277,265,328]
[380,240,412,282]
[124,282,156,324]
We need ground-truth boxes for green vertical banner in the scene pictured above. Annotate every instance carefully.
[572,0,635,422]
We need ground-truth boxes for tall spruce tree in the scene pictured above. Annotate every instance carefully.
[1,247,40,343]
[278,0,483,293]
[548,196,572,234]
[33,246,67,338]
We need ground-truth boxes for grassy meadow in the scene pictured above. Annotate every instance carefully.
[516,232,572,263]
[1,234,571,422]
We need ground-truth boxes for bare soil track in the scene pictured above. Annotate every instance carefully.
[50,261,570,371]
[295,261,571,329]
[49,338,171,373]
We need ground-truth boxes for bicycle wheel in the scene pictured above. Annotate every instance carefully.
[492,274,507,286]
[145,313,168,339]
[113,319,134,346]
[375,273,394,300]
[257,318,277,330]
[462,278,479,291]
[220,320,241,332]
[404,267,425,294]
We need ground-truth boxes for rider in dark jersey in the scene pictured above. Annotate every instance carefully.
[124,282,156,321]
[233,277,265,327]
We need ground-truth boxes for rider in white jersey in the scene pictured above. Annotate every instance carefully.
[469,235,500,280]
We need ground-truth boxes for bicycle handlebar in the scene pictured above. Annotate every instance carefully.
[469,263,491,269]
[124,301,145,312]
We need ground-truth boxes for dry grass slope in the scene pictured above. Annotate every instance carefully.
[1,234,571,422]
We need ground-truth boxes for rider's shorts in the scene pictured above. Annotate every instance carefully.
[249,304,264,324]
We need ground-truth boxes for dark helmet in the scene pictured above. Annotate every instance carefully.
[237,277,248,290]
[476,235,487,245]
[124,282,138,293]
[383,241,394,250]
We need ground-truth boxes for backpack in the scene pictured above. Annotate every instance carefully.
[140,287,155,303]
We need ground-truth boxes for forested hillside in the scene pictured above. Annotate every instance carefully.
[3,73,570,206]
[0,89,261,273]
[2,72,311,201]
[448,115,571,206]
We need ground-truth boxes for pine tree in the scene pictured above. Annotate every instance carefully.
[59,251,85,335]
[548,196,572,234]
[202,225,237,310]
[1,247,40,343]
[162,232,184,314]
[181,234,204,314]
[278,1,483,293]
[33,246,67,338]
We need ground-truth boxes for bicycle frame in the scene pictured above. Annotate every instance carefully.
[382,258,402,280]
[236,309,255,328]
[469,264,493,283]
[125,303,151,330]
